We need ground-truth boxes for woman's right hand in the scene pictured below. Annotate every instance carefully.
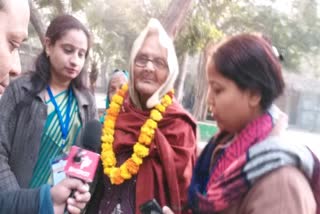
[162,206,174,214]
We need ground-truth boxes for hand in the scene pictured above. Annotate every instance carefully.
[50,177,91,214]
[162,206,174,214]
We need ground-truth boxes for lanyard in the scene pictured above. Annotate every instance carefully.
[47,86,72,141]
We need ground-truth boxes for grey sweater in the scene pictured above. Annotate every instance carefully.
[0,74,97,191]
[0,185,55,214]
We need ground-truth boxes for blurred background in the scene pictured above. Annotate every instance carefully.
[21,0,320,153]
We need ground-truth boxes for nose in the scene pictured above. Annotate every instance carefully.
[145,60,156,71]
[10,50,22,77]
[70,53,81,66]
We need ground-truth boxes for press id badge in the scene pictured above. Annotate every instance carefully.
[51,154,67,185]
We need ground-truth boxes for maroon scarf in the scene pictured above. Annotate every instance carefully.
[189,112,320,213]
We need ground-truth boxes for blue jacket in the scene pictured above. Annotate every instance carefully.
[0,184,54,214]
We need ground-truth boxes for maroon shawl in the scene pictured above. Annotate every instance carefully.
[112,96,197,213]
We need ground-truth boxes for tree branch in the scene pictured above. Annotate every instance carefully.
[29,0,46,47]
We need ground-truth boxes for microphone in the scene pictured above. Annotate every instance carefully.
[64,120,102,183]
[80,120,102,153]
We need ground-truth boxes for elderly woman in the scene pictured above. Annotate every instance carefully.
[99,69,129,123]
[89,19,197,214]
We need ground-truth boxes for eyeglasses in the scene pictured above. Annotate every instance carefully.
[135,55,168,70]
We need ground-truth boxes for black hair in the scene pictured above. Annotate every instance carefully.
[211,34,285,110]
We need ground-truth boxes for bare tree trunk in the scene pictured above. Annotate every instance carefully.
[160,0,194,106]
[89,61,99,93]
[192,51,208,120]
[55,0,70,14]
[161,0,193,38]
[175,53,189,102]
[29,0,46,46]
[142,0,153,17]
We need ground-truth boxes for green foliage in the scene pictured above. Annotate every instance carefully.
[30,0,320,75]
[178,0,320,71]
[83,0,170,71]
[175,15,223,56]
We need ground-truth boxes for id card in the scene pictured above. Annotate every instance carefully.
[51,154,67,185]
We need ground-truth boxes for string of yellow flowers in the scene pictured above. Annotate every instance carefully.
[101,83,174,185]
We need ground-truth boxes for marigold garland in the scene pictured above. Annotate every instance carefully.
[100,83,174,185]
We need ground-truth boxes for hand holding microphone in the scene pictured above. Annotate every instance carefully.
[50,178,91,214]
[64,120,102,183]
[61,120,102,213]
[51,120,102,214]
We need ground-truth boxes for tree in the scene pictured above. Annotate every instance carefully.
[176,0,320,119]
[160,0,193,38]
[89,61,99,93]
[25,0,320,119]
[192,51,208,120]
[29,0,46,46]
[54,0,69,14]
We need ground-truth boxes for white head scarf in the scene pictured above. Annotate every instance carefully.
[128,18,179,109]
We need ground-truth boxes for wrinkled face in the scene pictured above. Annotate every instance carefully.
[206,61,261,133]
[46,29,88,83]
[0,0,29,94]
[133,33,169,102]
[108,74,127,100]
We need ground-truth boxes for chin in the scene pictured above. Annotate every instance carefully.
[136,83,156,96]
[65,74,78,81]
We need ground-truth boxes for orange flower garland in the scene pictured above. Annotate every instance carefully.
[101,83,174,185]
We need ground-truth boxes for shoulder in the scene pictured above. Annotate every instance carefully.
[72,86,95,106]
[165,101,196,128]
[1,74,34,103]
[241,166,316,214]
[7,74,33,91]
[81,89,95,102]
[157,101,197,140]
[251,166,312,195]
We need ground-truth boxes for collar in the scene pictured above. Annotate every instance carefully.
[21,76,90,107]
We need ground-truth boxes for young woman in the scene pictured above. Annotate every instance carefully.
[164,34,319,214]
[0,14,97,191]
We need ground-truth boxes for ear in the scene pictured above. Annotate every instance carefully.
[248,90,261,108]
[44,37,51,57]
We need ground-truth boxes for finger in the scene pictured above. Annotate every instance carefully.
[61,178,88,192]
[76,183,90,193]
[68,196,88,210]
[74,191,91,203]
[67,204,81,214]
